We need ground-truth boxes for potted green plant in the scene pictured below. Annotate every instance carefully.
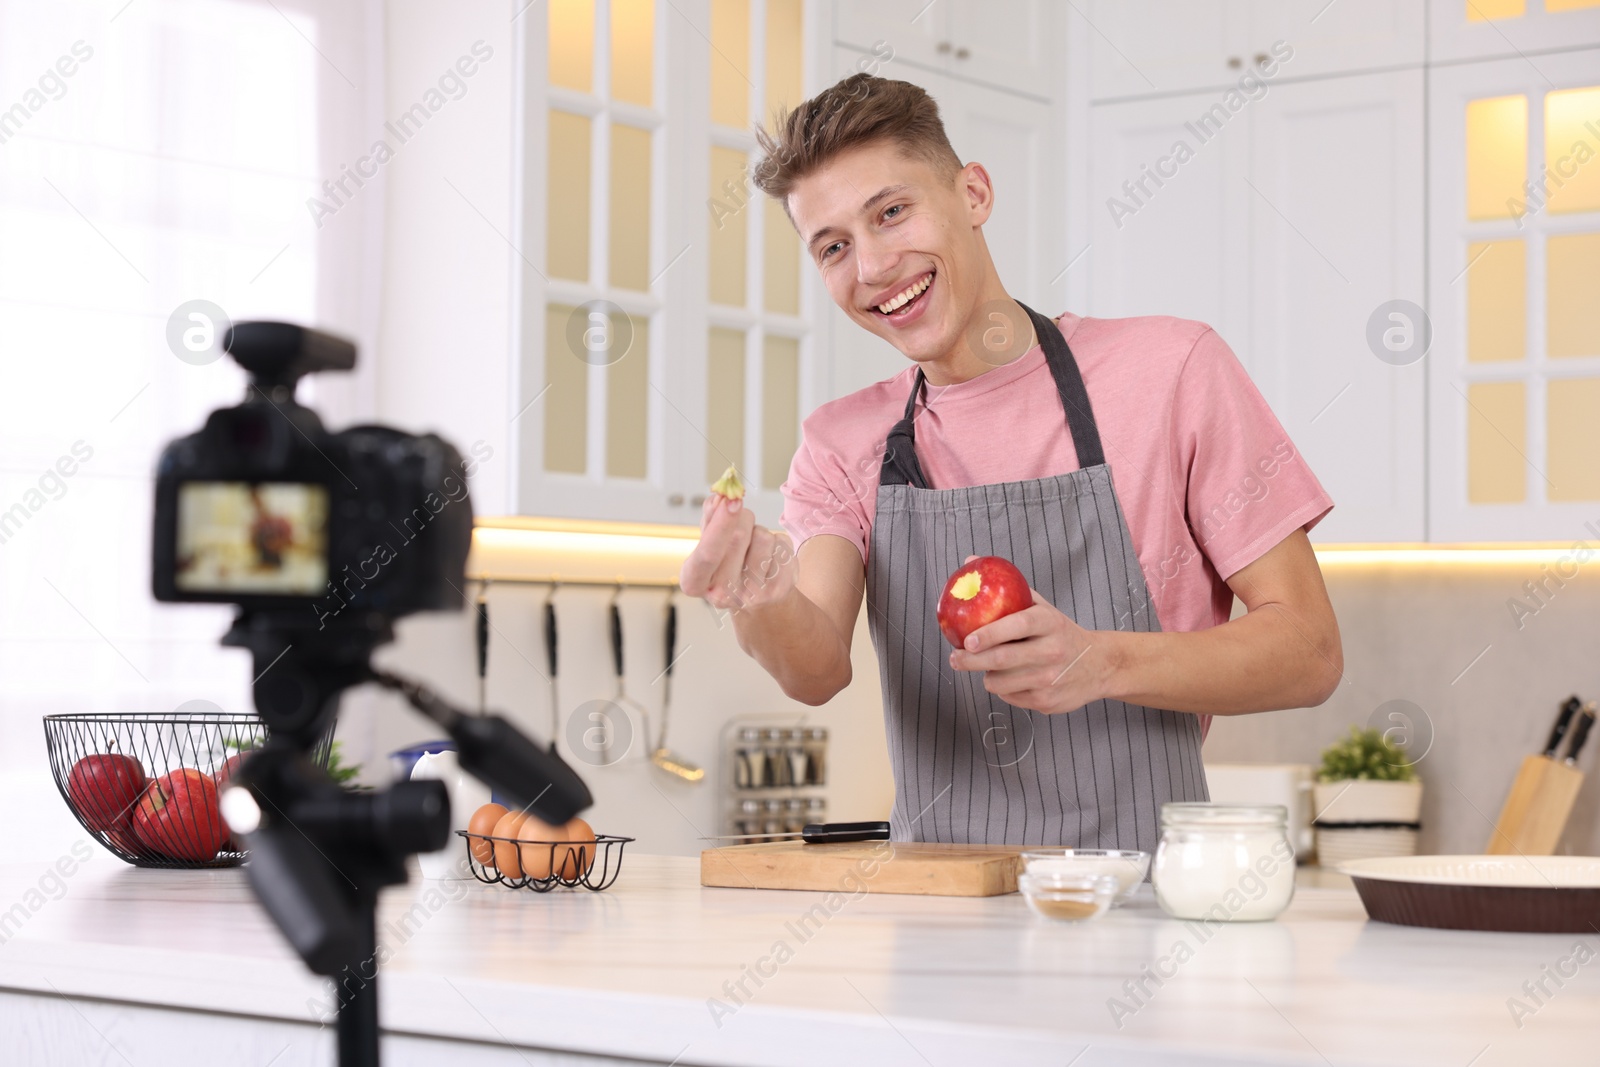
[1312,726,1423,868]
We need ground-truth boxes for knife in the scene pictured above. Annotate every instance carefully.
[1563,704,1596,766]
[701,820,891,844]
[1543,695,1583,758]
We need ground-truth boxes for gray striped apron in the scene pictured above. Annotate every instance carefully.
[866,302,1207,851]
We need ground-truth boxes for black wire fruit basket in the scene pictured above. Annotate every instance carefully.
[43,711,331,869]
[457,830,632,892]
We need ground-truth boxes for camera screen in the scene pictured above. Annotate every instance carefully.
[175,482,329,595]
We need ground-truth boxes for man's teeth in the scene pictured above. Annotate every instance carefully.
[877,273,933,314]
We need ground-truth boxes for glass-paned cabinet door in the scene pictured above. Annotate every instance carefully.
[519,0,821,524]
[518,0,683,522]
[1428,50,1600,540]
[704,0,811,526]
[1431,0,1600,63]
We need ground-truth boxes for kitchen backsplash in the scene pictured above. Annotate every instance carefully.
[1205,556,1600,858]
[343,551,1600,859]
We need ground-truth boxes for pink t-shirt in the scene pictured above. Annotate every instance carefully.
[779,312,1334,639]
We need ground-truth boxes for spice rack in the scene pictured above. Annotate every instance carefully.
[721,716,829,842]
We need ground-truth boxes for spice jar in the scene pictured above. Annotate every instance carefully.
[1152,803,1296,922]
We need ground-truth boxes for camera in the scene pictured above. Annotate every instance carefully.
[151,321,474,628]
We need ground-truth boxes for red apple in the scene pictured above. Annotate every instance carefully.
[214,751,251,789]
[936,556,1033,648]
[131,769,227,862]
[66,753,146,833]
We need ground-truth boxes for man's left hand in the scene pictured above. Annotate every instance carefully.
[948,588,1109,714]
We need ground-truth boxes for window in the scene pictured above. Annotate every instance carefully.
[0,0,378,785]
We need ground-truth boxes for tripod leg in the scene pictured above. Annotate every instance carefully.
[336,893,381,1067]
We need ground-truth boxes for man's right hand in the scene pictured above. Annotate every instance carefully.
[678,495,798,613]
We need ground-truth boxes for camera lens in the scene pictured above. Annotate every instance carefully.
[371,780,450,855]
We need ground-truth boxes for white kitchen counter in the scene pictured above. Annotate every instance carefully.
[0,849,1596,1066]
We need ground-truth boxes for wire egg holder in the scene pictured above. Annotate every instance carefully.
[457,830,633,892]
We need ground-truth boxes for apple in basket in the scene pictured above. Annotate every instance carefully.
[65,753,147,834]
[132,769,228,862]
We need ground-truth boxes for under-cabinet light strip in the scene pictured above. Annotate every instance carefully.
[471,522,1593,577]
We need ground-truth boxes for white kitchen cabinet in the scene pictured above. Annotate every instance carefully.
[826,44,1065,401]
[832,0,949,72]
[1086,0,1244,100]
[1086,87,1251,352]
[1246,70,1427,543]
[1426,49,1600,542]
[1429,0,1600,63]
[1086,0,1423,101]
[1247,0,1424,81]
[943,0,1056,99]
[835,0,1057,99]
[1073,3,1600,544]
[1086,70,1426,543]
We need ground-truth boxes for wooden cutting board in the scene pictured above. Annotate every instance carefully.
[700,840,1025,897]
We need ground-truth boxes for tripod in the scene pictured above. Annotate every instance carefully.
[221,611,592,1067]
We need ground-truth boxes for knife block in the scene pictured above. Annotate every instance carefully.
[1486,755,1584,855]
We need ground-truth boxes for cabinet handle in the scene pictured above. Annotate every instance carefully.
[1253,53,1269,66]
[1227,56,1242,69]
[689,494,707,507]
[936,40,951,54]
[954,46,970,60]
[667,493,685,506]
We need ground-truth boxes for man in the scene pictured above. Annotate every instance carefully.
[680,74,1342,852]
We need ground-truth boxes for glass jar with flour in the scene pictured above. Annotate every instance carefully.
[1152,803,1296,921]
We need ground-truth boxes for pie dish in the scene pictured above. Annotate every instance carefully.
[1339,854,1600,933]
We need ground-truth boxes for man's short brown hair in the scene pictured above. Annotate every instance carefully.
[752,73,963,205]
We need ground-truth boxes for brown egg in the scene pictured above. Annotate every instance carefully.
[491,810,529,877]
[558,817,597,879]
[467,803,508,866]
[515,814,567,880]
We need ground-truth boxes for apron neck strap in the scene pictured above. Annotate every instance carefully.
[878,302,1105,488]
[1025,301,1106,470]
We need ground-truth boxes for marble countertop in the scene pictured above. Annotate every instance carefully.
[0,849,1595,1066]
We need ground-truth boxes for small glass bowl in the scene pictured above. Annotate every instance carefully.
[1017,871,1119,923]
[1019,849,1150,905]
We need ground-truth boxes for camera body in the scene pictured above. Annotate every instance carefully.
[151,322,475,629]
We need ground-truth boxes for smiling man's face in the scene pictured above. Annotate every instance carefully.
[787,141,998,373]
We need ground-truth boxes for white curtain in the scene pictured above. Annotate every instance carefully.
[0,0,384,829]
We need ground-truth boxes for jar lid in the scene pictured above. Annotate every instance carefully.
[1160,802,1287,828]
